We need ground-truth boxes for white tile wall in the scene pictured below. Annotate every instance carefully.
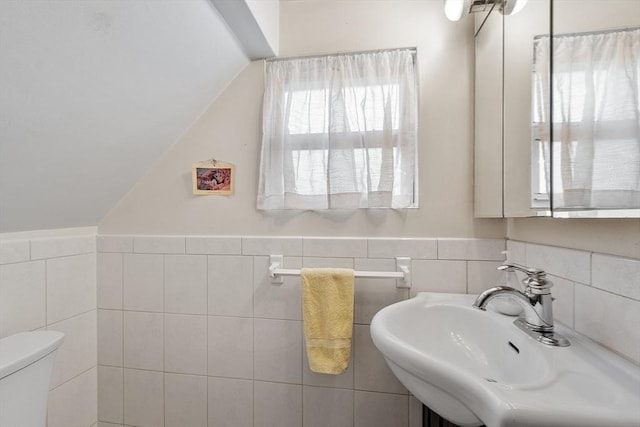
[354,258,408,324]
[46,253,96,323]
[354,391,409,427]
[0,261,46,337]
[591,254,640,301]
[97,253,123,310]
[48,310,98,388]
[438,238,505,260]
[164,255,207,314]
[31,235,95,260]
[466,260,503,294]
[253,381,302,427]
[303,386,354,427]
[303,237,368,258]
[98,366,123,424]
[123,311,164,371]
[94,234,640,427]
[208,316,254,379]
[368,238,438,260]
[97,235,133,253]
[48,367,98,427]
[253,318,302,384]
[164,314,207,375]
[6,232,637,427]
[0,239,30,264]
[504,240,526,265]
[507,239,640,364]
[0,230,98,427]
[164,373,208,427]
[98,309,123,366]
[133,236,186,254]
[186,236,242,255]
[208,255,254,317]
[526,243,591,284]
[208,377,253,427]
[410,260,467,295]
[253,256,303,320]
[242,236,302,256]
[123,368,164,427]
[575,284,640,363]
[303,256,354,269]
[354,325,407,394]
[547,275,575,328]
[123,254,164,312]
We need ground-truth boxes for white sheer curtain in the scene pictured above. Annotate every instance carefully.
[257,49,418,210]
[534,28,640,210]
[531,36,552,207]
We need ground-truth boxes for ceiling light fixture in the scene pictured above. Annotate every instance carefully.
[443,0,528,21]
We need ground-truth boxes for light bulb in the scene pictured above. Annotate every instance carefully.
[501,0,528,16]
[444,0,466,21]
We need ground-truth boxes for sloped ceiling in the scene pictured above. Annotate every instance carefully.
[0,0,250,232]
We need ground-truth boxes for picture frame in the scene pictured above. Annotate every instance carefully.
[192,162,234,195]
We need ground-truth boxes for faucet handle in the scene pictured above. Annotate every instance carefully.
[498,262,544,276]
[498,263,551,291]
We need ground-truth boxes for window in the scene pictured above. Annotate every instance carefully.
[257,48,418,210]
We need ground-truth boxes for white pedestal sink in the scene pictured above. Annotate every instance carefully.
[370,292,640,427]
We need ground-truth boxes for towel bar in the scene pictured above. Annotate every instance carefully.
[268,255,412,288]
[271,268,405,279]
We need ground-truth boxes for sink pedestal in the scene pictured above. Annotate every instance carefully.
[423,406,484,427]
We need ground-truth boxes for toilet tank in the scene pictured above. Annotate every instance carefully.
[0,331,65,427]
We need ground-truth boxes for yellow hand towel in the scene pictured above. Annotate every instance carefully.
[302,267,354,375]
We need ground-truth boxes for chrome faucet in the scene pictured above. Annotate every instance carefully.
[473,263,570,347]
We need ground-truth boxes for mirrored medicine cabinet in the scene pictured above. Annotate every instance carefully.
[474,0,640,218]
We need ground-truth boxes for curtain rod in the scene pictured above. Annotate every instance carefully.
[265,47,417,63]
[534,25,640,40]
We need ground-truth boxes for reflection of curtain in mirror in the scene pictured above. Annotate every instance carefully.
[532,37,552,207]
[534,28,640,210]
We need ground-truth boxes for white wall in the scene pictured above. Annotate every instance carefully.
[99,0,505,239]
[507,239,640,364]
[94,232,640,427]
[0,230,98,427]
[0,0,248,233]
[95,234,506,427]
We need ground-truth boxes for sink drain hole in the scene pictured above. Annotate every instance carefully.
[508,341,520,354]
[484,377,498,383]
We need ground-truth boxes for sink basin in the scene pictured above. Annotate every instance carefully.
[370,292,640,427]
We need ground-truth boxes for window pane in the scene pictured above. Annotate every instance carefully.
[287,85,400,135]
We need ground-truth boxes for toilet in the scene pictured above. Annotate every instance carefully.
[0,331,65,427]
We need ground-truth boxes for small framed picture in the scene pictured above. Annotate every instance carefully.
[192,162,234,195]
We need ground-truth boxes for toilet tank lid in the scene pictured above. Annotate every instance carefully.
[0,331,64,379]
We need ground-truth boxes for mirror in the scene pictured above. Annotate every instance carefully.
[503,0,552,217]
[550,0,640,218]
[474,9,504,217]
[474,0,552,217]
[474,0,639,218]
